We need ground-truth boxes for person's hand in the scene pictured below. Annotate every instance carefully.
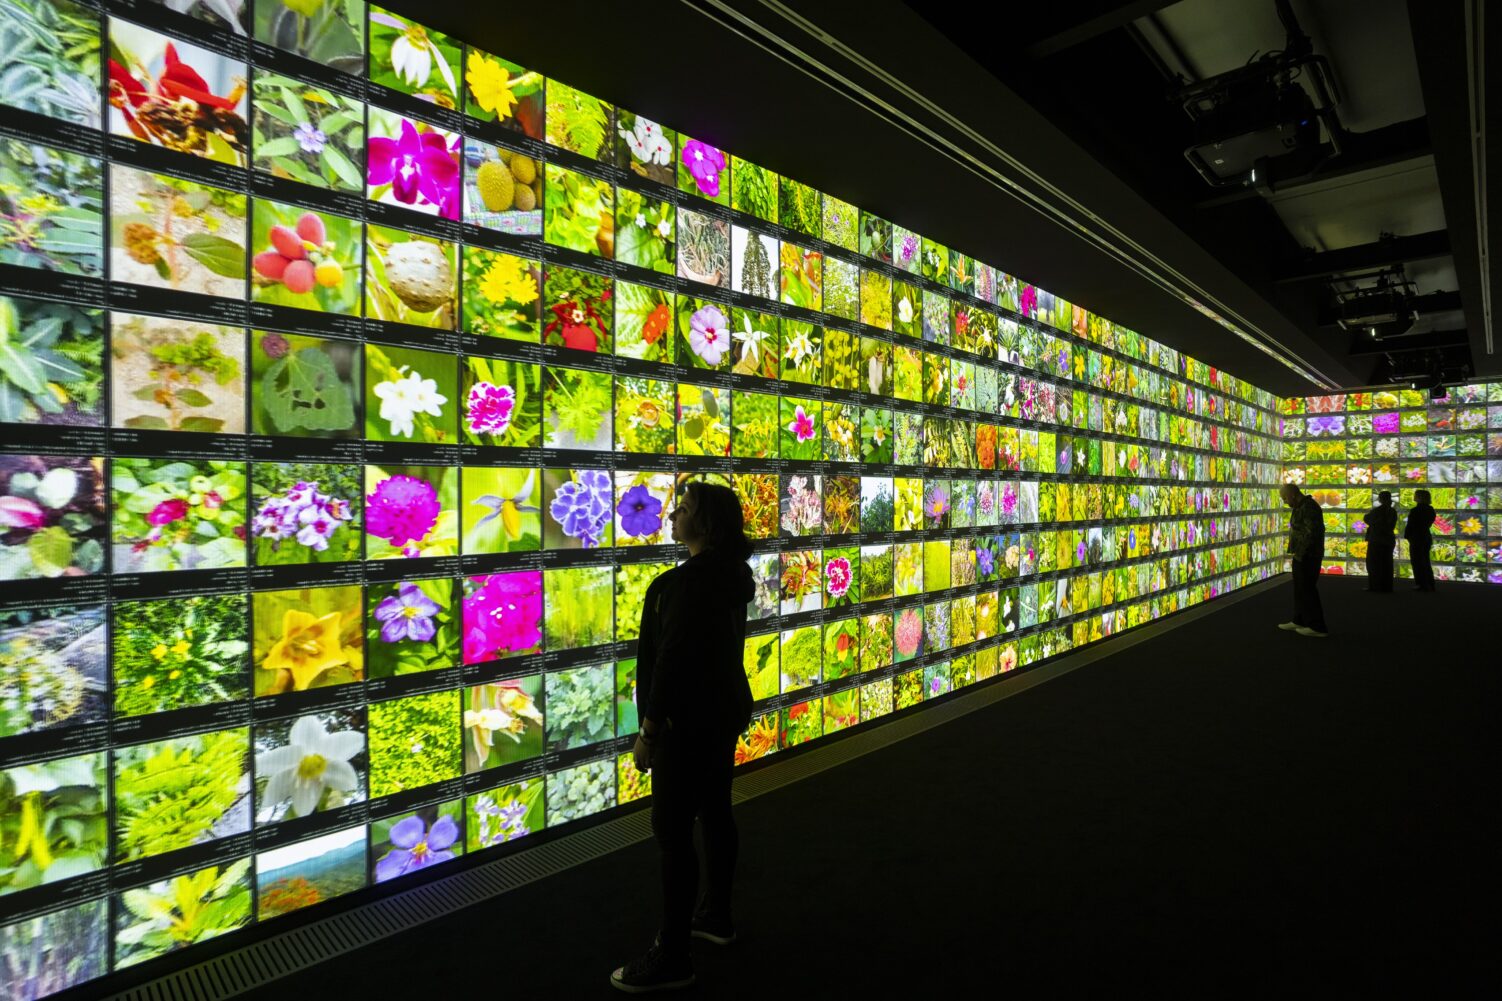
[633,733,652,773]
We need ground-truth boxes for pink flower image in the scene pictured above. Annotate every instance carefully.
[787,405,816,443]
[825,556,852,598]
[999,645,1017,672]
[463,571,543,664]
[895,607,922,657]
[366,475,441,548]
[689,304,729,366]
[0,496,46,529]
[147,498,189,526]
[681,139,726,197]
[367,117,461,219]
[466,381,516,436]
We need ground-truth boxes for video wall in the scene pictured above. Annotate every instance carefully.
[0,1,1286,994]
[1281,384,1502,583]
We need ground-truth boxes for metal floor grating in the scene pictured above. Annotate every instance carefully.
[102,577,1279,1001]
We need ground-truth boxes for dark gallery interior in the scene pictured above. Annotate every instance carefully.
[0,0,1493,997]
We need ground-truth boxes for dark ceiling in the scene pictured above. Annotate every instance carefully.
[392,0,1497,396]
[912,0,1498,391]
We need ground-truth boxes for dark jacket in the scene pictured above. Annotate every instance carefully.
[1364,504,1397,541]
[1287,495,1325,561]
[1403,503,1436,546]
[635,550,755,735]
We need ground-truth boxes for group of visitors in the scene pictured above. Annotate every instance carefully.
[1278,484,1438,638]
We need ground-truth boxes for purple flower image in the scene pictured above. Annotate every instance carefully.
[977,546,995,577]
[1307,415,1346,437]
[1373,412,1400,434]
[923,482,950,525]
[617,484,664,538]
[293,121,327,154]
[253,481,354,553]
[473,795,531,846]
[549,469,612,547]
[374,582,441,643]
[374,813,459,882]
[689,304,729,366]
[367,117,461,219]
[366,475,441,549]
[681,139,726,197]
[898,233,918,266]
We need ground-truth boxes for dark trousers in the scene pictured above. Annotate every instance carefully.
[650,728,739,957]
[1291,558,1326,631]
[1365,537,1394,591]
[1410,541,1434,590]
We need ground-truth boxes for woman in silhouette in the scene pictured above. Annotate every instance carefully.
[1404,488,1437,591]
[1363,490,1397,592]
[612,482,754,993]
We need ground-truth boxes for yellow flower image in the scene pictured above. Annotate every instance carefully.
[467,52,517,118]
[481,253,538,305]
[264,610,351,691]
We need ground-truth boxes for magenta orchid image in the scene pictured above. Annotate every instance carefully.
[367,113,461,220]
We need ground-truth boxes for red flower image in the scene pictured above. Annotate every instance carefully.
[546,300,605,352]
[642,303,671,345]
[109,38,248,162]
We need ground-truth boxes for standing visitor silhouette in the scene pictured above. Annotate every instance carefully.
[1363,490,1397,592]
[1278,482,1328,637]
[612,481,754,994]
[1404,488,1437,592]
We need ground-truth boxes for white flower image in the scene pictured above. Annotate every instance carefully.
[257,714,364,818]
[373,367,448,438]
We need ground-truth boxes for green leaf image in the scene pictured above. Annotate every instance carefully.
[179,234,246,280]
[260,347,354,434]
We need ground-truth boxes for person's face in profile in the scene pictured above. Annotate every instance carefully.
[1280,486,1300,510]
[669,489,699,546]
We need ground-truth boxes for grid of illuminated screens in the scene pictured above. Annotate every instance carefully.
[1280,383,1502,583]
[0,1,1286,993]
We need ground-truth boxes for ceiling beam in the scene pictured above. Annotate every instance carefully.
[1026,1,1183,60]
[1275,230,1451,283]
[1346,328,1469,355]
[1318,289,1463,327]
[1195,118,1431,209]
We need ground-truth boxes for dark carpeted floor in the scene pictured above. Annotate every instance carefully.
[243,576,1496,997]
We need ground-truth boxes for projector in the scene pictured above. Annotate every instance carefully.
[1337,287,1416,336]
[1183,79,1320,185]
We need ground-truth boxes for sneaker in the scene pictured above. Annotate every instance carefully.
[1277,621,1300,631]
[1295,626,1327,638]
[691,913,737,946]
[610,943,694,994]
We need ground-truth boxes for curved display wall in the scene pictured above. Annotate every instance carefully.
[0,2,1284,995]
[1282,385,1502,583]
